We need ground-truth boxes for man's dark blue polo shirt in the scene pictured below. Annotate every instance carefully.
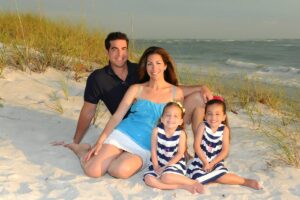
[84,61,138,115]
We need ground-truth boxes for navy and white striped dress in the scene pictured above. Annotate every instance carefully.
[187,121,228,184]
[144,123,186,178]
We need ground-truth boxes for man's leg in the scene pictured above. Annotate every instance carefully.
[183,92,206,136]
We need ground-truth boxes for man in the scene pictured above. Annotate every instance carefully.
[72,32,212,144]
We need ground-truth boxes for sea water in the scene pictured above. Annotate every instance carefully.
[135,39,300,90]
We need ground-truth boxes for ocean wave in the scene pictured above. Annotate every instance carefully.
[225,59,264,68]
[259,66,300,74]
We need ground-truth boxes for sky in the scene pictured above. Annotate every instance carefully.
[0,0,300,39]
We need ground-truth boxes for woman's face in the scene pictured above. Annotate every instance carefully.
[146,53,167,80]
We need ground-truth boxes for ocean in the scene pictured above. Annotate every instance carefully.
[135,39,300,89]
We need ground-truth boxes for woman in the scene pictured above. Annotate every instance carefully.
[68,47,184,179]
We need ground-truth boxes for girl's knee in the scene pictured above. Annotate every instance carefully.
[160,173,173,184]
[144,175,155,185]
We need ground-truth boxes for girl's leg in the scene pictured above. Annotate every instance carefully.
[68,143,123,178]
[108,152,143,179]
[144,175,201,194]
[160,173,204,193]
[215,173,261,190]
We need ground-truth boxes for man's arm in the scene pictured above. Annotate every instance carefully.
[179,84,213,103]
[73,101,97,144]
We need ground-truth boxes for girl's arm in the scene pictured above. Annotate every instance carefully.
[209,126,230,166]
[151,128,159,170]
[194,123,209,165]
[85,84,139,160]
[165,130,187,166]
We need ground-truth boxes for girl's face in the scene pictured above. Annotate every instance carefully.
[146,53,167,80]
[161,105,183,130]
[205,104,226,129]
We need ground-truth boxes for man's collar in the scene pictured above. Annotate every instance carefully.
[106,61,134,76]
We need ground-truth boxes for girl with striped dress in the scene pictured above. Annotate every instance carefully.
[144,102,203,194]
[187,96,261,190]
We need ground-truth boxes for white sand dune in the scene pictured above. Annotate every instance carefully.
[0,67,300,199]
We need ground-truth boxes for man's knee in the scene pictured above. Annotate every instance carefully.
[184,92,205,108]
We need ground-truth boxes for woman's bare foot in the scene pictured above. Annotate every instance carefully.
[243,179,262,190]
[181,182,204,194]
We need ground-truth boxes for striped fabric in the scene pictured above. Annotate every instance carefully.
[144,123,186,179]
[187,121,228,184]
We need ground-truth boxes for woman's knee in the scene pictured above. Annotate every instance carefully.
[108,163,136,179]
[83,163,105,178]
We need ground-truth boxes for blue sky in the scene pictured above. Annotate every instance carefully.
[0,0,299,39]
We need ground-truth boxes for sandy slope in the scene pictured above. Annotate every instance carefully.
[0,67,299,199]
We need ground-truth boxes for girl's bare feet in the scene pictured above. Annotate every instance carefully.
[181,182,204,194]
[243,179,262,190]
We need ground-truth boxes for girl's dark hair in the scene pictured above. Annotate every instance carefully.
[138,46,178,85]
[161,101,185,129]
[105,32,129,50]
[205,99,229,127]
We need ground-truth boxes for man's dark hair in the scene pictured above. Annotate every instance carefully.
[105,32,129,50]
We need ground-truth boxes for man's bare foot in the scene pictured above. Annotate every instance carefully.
[181,182,204,194]
[244,179,262,190]
[67,143,91,159]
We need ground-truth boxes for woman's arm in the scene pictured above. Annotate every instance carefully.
[151,128,159,170]
[209,126,230,166]
[165,130,187,166]
[194,123,209,165]
[85,84,140,160]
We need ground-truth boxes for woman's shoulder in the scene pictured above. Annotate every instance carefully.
[171,85,184,102]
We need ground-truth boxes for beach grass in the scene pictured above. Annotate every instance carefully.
[0,12,105,72]
[0,12,140,73]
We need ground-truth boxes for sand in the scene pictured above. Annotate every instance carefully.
[0,67,300,199]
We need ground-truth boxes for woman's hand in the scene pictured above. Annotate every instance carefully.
[84,142,102,161]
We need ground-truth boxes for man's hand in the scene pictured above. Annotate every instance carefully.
[51,140,74,147]
[200,85,213,103]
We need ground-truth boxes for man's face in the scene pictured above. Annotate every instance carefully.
[107,39,128,68]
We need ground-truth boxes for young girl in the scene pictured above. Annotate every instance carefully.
[187,96,261,190]
[144,102,203,194]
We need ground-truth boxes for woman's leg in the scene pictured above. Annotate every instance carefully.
[107,152,143,179]
[68,143,123,178]
[215,173,261,190]
[160,173,204,193]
